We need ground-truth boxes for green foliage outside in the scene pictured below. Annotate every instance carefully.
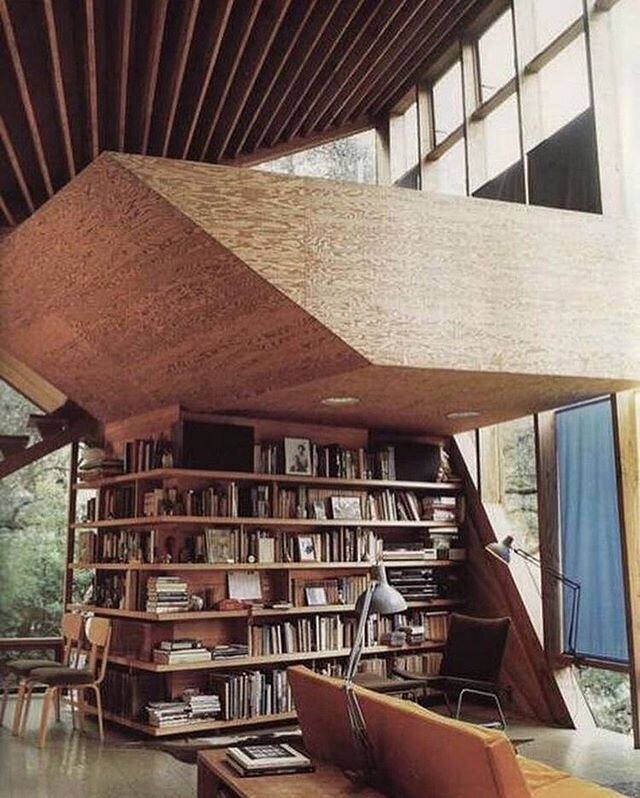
[0,381,69,641]
[576,667,632,736]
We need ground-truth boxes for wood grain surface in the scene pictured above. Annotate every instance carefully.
[1,152,638,432]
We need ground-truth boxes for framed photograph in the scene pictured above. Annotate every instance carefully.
[311,499,327,520]
[297,535,317,561]
[330,495,362,520]
[228,571,263,601]
[305,585,328,606]
[284,437,312,475]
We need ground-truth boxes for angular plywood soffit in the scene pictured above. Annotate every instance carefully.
[1,152,638,434]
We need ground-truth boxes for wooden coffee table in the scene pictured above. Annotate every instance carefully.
[197,749,385,798]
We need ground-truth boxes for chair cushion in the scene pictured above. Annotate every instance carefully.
[6,659,61,675]
[28,667,93,686]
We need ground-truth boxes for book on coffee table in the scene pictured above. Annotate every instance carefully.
[226,743,314,777]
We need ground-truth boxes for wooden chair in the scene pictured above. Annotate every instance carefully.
[0,612,84,735]
[20,616,112,747]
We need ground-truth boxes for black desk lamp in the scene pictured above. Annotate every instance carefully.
[344,561,407,778]
[485,536,581,657]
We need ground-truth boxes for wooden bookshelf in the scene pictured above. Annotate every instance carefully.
[66,409,466,736]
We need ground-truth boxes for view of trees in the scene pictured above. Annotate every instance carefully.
[0,381,69,642]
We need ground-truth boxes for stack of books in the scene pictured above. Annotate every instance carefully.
[211,643,249,659]
[146,701,191,727]
[78,454,124,482]
[152,639,211,665]
[226,743,314,777]
[146,576,190,613]
[185,691,221,719]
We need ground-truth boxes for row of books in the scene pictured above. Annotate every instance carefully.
[94,483,459,523]
[254,442,398,480]
[291,575,369,607]
[395,652,444,676]
[210,669,294,720]
[75,528,156,564]
[123,437,174,473]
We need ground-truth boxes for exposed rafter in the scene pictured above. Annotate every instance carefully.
[0,0,488,227]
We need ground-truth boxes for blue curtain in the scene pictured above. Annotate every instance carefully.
[556,400,628,662]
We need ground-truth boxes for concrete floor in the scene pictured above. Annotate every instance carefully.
[1,696,638,797]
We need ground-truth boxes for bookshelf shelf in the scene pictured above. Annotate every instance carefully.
[74,467,462,492]
[72,516,457,530]
[107,641,446,673]
[68,559,460,571]
[83,704,298,737]
[67,598,465,622]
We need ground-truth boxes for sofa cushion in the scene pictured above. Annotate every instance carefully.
[518,758,624,797]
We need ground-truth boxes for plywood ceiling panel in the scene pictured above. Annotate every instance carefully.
[1,152,638,433]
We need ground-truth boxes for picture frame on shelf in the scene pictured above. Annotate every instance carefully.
[297,535,317,561]
[228,571,263,602]
[284,437,312,475]
[311,499,327,519]
[330,495,362,520]
[305,585,328,606]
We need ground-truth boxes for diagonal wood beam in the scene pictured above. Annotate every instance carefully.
[230,0,318,159]
[0,415,97,481]
[181,0,234,159]
[0,0,53,196]
[140,0,169,155]
[209,0,291,163]
[198,0,263,162]
[294,1,404,140]
[116,0,132,152]
[249,1,345,153]
[160,0,200,157]
[0,115,34,213]
[0,191,15,225]
[84,0,99,159]
[323,0,439,132]
[369,0,478,118]
[263,0,368,150]
[43,0,76,178]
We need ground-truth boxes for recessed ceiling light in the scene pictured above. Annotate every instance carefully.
[446,410,481,419]
[321,396,360,407]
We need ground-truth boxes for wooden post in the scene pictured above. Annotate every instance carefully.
[63,440,79,608]
[611,391,640,748]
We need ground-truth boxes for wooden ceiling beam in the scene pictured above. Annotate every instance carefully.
[321,0,436,131]
[180,0,233,160]
[0,115,34,213]
[260,0,368,151]
[116,0,132,152]
[160,0,200,158]
[198,0,263,162]
[43,0,75,178]
[247,2,342,153]
[368,0,478,118]
[229,0,318,159]
[294,1,404,140]
[0,191,15,226]
[333,0,455,127]
[0,0,53,197]
[209,0,291,163]
[140,0,168,155]
[84,0,99,160]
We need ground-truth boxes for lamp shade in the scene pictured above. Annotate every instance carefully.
[485,536,515,565]
[355,563,407,616]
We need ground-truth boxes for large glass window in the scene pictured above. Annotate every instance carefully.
[389,100,419,187]
[576,667,632,736]
[0,381,70,665]
[254,129,377,184]
[556,399,627,662]
[432,62,463,145]
[477,9,515,101]
[474,94,522,190]
[531,0,583,56]
[422,137,466,196]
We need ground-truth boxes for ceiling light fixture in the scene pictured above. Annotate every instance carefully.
[446,410,481,419]
[321,396,360,407]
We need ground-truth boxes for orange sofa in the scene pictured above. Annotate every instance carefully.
[288,666,624,798]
